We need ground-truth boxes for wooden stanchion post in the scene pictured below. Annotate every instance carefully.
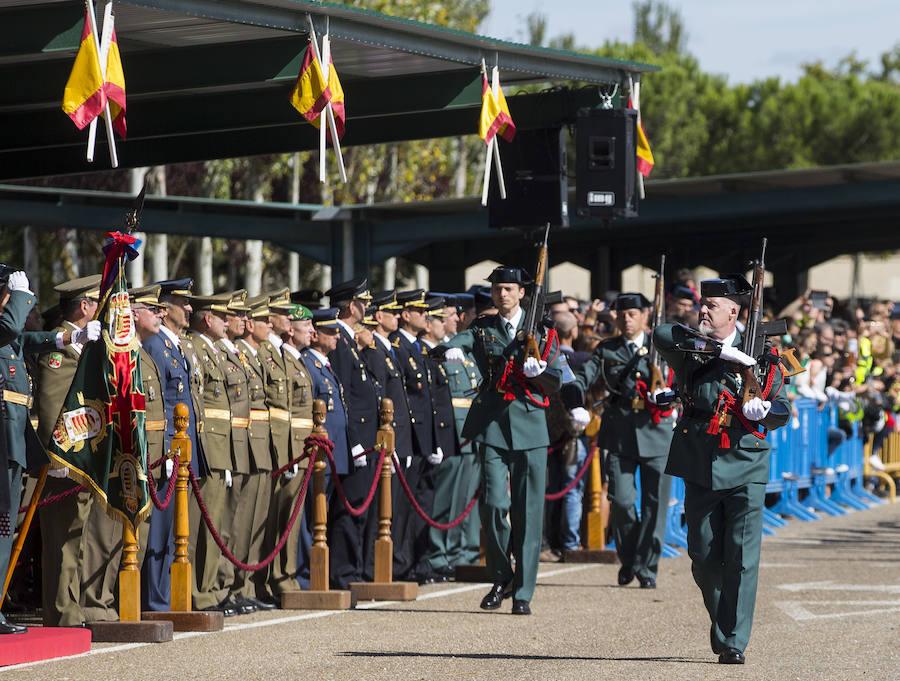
[119,522,141,622]
[349,399,417,601]
[142,403,223,631]
[564,416,617,563]
[282,399,353,610]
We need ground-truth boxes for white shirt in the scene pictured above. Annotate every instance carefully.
[374,332,392,353]
[267,332,283,356]
[219,337,237,354]
[722,328,738,348]
[236,338,257,357]
[500,307,523,337]
[420,338,436,350]
[196,333,218,354]
[337,318,355,339]
[624,331,646,354]
[282,343,301,361]
[160,324,181,347]
[398,328,418,345]
[307,348,330,368]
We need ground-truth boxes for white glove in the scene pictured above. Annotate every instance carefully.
[284,464,298,480]
[569,407,591,428]
[224,470,233,487]
[718,345,756,367]
[352,443,367,468]
[406,455,412,469]
[165,458,175,478]
[742,397,771,421]
[523,357,547,378]
[7,271,31,293]
[72,320,102,345]
[427,447,444,465]
[444,348,465,363]
[47,466,69,479]
[390,451,397,475]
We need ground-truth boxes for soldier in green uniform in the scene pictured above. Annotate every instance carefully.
[186,293,238,613]
[277,303,315,595]
[33,275,101,626]
[256,289,295,598]
[214,290,258,614]
[440,266,564,615]
[430,294,482,573]
[563,293,676,589]
[1,268,98,634]
[653,275,791,664]
[236,296,279,608]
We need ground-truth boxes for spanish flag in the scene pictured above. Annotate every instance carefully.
[478,73,515,145]
[62,9,106,130]
[311,53,345,142]
[629,96,654,177]
[289,45,331,123]
[101,16,127,138]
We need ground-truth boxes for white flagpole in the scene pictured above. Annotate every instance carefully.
[630,75,645,200]
[306,16,346,184]
[86,0,118,167]
[490,65,507,200]
[479,59,492,206]
[317,26,328,183]
[321,33,346,183]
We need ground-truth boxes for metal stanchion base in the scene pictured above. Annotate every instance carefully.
[141,611,224,631]
[87,620,173,643]
[454,564,491,582]
[280,590,356,610]
[349,581,418,601]
[563,548,619,563]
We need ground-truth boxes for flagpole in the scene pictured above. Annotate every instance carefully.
[306,15,346,184]
[630,75,645,200]
[86,0,118,168]
[321,33,347,184]
[490,65,507,200]
[480,59,492,206]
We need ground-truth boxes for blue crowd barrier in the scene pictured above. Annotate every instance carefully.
[662,399,881,552]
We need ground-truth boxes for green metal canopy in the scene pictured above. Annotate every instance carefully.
[1,0,657,180]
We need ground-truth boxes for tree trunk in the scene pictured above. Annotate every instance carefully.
[23,226,39,301]
[149,166,168,282]
[196,237,214,295]
[383,257,396,289]
[415,263,428,290]
[245,240,263,296]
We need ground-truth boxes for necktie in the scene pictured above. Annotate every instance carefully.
[628,341,638,356]
[505,321,513,336]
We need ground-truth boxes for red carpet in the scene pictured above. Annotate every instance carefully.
[0,626,91,666]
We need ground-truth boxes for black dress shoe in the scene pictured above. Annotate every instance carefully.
[511,600,531,615]
[617,566,635,586]
[479,582,512,610]
[202,602,237,617]
[638,577,656,589]
[248,595,278,611]
[232,596,257,615]
[0,620,27,635]
[718,647,745,664]
[709,625,725,655]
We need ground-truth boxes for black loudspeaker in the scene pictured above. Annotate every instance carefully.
[575,108,639,219]
[488,127,568,229]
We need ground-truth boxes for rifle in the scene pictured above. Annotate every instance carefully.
[741,238,804,402]
[521,223,551,363]
[648,254,668,395]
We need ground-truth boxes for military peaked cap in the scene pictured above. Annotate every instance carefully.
[155,278,193,297]
[291,288,324,309]
[312,307,340,327]
[55,274,101,301]
[396,289,429,309]
[325,277,371,305]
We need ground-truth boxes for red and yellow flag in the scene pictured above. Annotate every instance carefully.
[62,9,106,130]
[102,18,127,138]
[311,54,345,142]
[289,45,331,123]
[478,73,515,145]
[629,97,654,177]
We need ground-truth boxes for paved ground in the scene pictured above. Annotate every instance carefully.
[5,499,900,680]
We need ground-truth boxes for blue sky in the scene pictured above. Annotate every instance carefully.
[482,0,899,84]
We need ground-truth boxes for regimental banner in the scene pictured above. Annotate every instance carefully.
[47,231,149,532]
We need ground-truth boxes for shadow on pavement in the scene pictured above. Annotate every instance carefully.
[338,651,717,665]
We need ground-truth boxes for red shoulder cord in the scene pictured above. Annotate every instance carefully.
[496,328,559,408]
[706,347,780,449]
[635,367,675,424]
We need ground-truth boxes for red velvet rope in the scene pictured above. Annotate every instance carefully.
[324,444,387,517]
[544,444,597,501]
[147,453,180,511]
[391,452,481,530]
[189,454,314,572]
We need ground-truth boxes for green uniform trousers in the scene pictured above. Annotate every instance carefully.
[188,471,229,610]
[39,478,92,626]
[268,471,305,595]
[607,454,672,581]
[684,480,765,653]
[479,444,546,603]
[0,464,23,619]
[248,474,275,599]
[214,472,245,599]
[427,454,465,572]
[80,497,127,622]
